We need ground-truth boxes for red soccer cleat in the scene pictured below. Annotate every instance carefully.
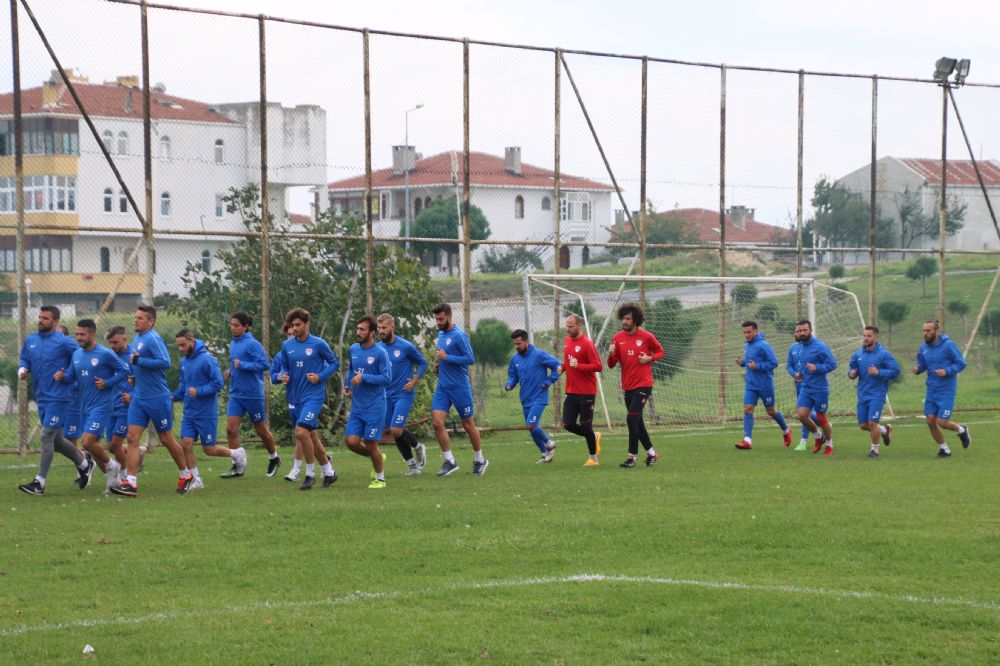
[812,438,825,454]
[782,430,792,447]
[822,444,834,457]
[735,440,752,450]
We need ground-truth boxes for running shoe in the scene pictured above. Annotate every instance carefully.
[542,442,556,462]
[322,472,338,488]
[176,473,194,494]
[812,438,825,454]
[77,457,96,489]
[936,449,952,458]
[189,476,205,490]
[645,452,659,467]
[18,480,44,496]
[793,440,808,451]
[233,448,248,476]
[958,426,971,449]
[620,456,636,469]
[472,459,490,476]
[437,460,459,477]
[404,463,421,477]
[594,432,602,456]
[266,455,282,477]
[299,475,316,490]
[735,440,752,450]
[822,445,834,457]
[284,469,300,482]
[220,464,241,479]
[882,424,893,447]
[866,449,879,459]
[110,480,137,497]
[782,429,792,447]
[414,443,427,471]
[368,478,386,490]
[583,458,599,467]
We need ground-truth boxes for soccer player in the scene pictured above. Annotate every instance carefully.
[54,319,130,490]
[222,311,281,478]
[786,328,816,451]
[430,303,489,477]
[344,316,392,489]
[561,314,603,466]
[376,313,428,476]
[110,305,193,497]
[848,325,900,459]
[16,306,95,495]
[734,320,791,450]
[913,320,970,457]
[279,307,339,490]
[791,320,837,456]
[172,329,244,490]
[104,325,133,484]
[505,329,561,463]
[607,303,664,468]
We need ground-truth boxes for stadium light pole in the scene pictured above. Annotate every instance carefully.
[403,103,424,252]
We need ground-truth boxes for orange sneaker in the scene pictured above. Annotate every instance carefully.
[822,445,834,456]
[735,440,752,450]
[583,458,599,467]
[782,429,792,447]
[177,473,194,494]
[812,438,825,454]
[594,432,602,456]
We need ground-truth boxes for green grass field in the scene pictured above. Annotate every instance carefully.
[2,417,998,664]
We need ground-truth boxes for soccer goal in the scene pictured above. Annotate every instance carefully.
[523,274,872,431]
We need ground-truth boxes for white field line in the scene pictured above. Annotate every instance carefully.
[2,573,998,638]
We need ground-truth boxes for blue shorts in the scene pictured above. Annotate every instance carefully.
[295,399,324,430]
[431,385,474,420]
[346,410,385,441]
[227,396,267,423]
[744,387,775,408]
[797,390,829,414]
[181,416,219,445]
[385,392,416,430]
[82,405,111,439]
[62,405,81,440]
[127,395,174,433]
[37,400,70,430]
[106,412,129,441]
[923,393,955,420]
[856,397,886,424]
[522,401,548,428]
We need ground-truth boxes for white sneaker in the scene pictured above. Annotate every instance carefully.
[404,463,421,477]
[414,443,427,471]
[189,476,205,490]
[105,460,121,492]
[284,469,300,482]
[233,448,248,475]
[138,445,147,473]
[542,442,557,462]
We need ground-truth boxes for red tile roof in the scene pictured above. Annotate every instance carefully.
[899,158,1000,187]
[326,151,613,192]
[0,82,237,125]
[651,207,793,244]
[288,213,312,225]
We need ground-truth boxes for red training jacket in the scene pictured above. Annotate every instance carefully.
[607,328,664,390]
[562,334,603,395]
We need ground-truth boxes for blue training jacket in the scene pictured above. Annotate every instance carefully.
[796,336,838,394]
[347,342,392,413]
[172,339,224,419]
[111,345,133,416]
[849,341,900,401]
[505,344,561,406]
[379,335,428,399]
[19,329,78,404]
[436,325,475,390]
[130,328,172,400]
[61,343,130,412]
[738,332,779,391]
[915,333,966,396]
[280,333,339,404]
[229,332,271,399]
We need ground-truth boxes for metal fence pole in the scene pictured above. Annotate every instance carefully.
[551,48,562,408]
[141,1,154,304]
[461,39,472,329]
[938,83,948,326]
[868,75,878,324]
[10,0,28,453]
[717,64,727,422]
[363,30,374,315]
[639,57,648,303]
[796,70,805,318]
[258,16,271,387]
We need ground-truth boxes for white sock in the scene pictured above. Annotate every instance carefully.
[321,462,334,476]
[127,475,137,485]
[743,436,752,443]
[939,443,950,451]
[35,475,46,487]
[376,472,385,481]
[405,458,416,466]
[443,450,456,464]
[179,468,189,478]
[473,450,485,463]
[871,442,879,450]
[957,425,966,434]
[190,467,200,480]
[269,451,278,460]
[647,448,657,457]
[291,458,302,473]
[305,463,315,477]
[825,440,833,448]
[879,425,887,435]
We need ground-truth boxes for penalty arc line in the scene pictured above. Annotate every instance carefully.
[2,572,998,637]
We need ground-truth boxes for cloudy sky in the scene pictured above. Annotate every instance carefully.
[5,0,1000,226]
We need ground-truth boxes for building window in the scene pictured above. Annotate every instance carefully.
[0,175,76,213]
[541,196,551,211]
[514,195,524,220]
[215,194,225,219]
[119,190,128,214]
[560,192,592,222]
[379,191,391,220]
[10,236,73,272]
[101,130,113,152]
[414,197,423,217]
[100,247,110,272]
[214,139,224,164]
[201,249,211,273]
[117,131,129,155]
[160,192,171,217]
[0,177,13,212]
[103,187,113,213]
[160,135,171,160]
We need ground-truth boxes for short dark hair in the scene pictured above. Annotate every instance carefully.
[432,303,452,316]
[356,315,377,333]
[175,328,196,340]
[796,319,812,328]
[741,320,758,330]
[864,325,880,335]
[105,325,126,341]
[510,329,528,341]
[925,320,941,329]
[230,311,252,328]
[617,303,644,327]
[566,313,583,326]
[136,304,157,321]
[40,305,61,320]
[58,325,69,335]
[286,307,310,325]
[76,319,97,332]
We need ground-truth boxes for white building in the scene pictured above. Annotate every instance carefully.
[321,147,615,273]
[0,70,326,312]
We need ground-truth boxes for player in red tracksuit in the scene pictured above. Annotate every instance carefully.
[607,303,664,468]
[560,313,604,466]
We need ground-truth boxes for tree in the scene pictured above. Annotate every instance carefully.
[894,188,966,248]
[643,213,697,257]
[807,177,895,249]
[947,300,971,337]
[756,302,780,324]
[643,297,702,381]
[478,246,543,274]
[408,196,491,275]
[982,311,1000,350]
[905,256,938,298]
[469,318,512,420]
[731,283,758,308]
[877,301,910,343]
[828,264,846,281]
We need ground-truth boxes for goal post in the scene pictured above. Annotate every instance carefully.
[524,273,874,431]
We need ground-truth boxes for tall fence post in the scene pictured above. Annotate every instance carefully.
[717,64,727,422]
[639,57,648,305]
[868,75,878,324]
[796,70,805,319]
[938,83,948,326]
[363,30,374,315]
[551,48,562,411]
[10,0,28,453]
[461,39,472,329]
[258,15,271,387]
[141,1,154,305]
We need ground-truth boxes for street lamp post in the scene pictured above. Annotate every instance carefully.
[404,103,424,252]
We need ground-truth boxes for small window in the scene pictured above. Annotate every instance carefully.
[215,194,225,219]
[414,197,423,217]
[101,130,113,152]
[160,135,171,160]
[100,247,110,273]
[514,195,524,220]
[103,188,113,213]
[201,249,211,273]
[118,190,128,214]
[117,131,129,155]
[214,139,224,164]
[541,196,551,211]
[160,191,171,217]
[424,197,431,209]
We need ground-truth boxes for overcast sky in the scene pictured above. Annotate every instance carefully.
[5,0,1000,225]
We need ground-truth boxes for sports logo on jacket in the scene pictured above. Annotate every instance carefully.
[91,358,99,366]
[445,339,452,346]
[137,343,144,350]
[367,356,375,364]
[305,348,313,356]
[393,349,401,358]
[636,340,643,347]
[574,345,581,352]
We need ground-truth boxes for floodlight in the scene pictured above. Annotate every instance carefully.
[955,59,971,84]
[933,57,957,81]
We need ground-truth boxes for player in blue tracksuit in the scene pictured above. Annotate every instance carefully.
[343,316,392,489]
[56,324,82,447]
[56,319,130,490]
[430,303,489,477]
[110,305,192,498]
[172,330,244,490]
[376,313,428,476]
[735,321,790,450]
[223,311,280,479]
[786,331,817,451]
[103,326,133,482]
[280,307,339,490]
[791,319,838,455]
[16,306,94,496]
[913,320,970,457]
[848,325,900,458]
[505,329,562,462]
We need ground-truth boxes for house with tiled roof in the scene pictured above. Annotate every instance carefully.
[322,146,615,273]
[612,205,792,249]
[836,156,1000,251]
[0,69,325,312]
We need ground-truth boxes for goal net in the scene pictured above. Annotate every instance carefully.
[524,274,872,431]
